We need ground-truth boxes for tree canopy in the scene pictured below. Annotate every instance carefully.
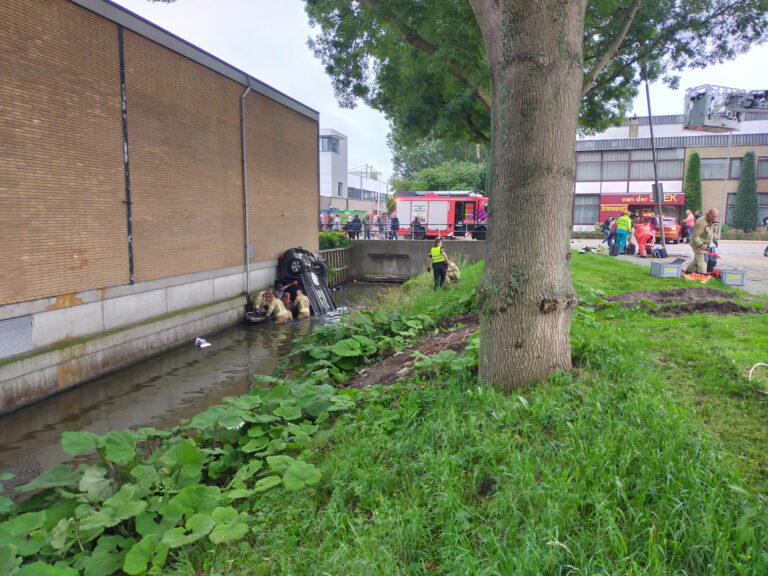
[305,0,768,143]
[392,159,487,192]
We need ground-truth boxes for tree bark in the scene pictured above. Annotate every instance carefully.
[468,0,586,390]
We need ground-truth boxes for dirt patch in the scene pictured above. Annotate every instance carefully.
[344,314,479,389]
[603,287,736,306]
[653,301,760,317]
[476,476,496,499]
[602,287,764,316]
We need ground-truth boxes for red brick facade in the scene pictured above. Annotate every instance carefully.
[0,0,318,305]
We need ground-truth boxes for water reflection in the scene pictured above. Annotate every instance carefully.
[0,283,389,491]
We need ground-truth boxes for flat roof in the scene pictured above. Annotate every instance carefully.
[70,0,319,122]
[576,132,768,151]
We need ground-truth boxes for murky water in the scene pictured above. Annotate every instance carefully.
[0,283,390,492]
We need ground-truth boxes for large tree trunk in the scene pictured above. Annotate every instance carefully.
[468,0,586,391]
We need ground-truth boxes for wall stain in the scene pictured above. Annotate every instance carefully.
[47,293,84,310]
[56,359,81,388]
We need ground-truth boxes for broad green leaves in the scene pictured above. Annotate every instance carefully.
[282,461,322,491]
[2,303,440,575]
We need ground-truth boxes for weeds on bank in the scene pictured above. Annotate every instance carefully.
[0,274,479,575]
[5,254,768,575]
[180,303,767,575]
[168,254,768,575]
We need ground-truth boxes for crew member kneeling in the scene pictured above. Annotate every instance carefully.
[686,209,719,274]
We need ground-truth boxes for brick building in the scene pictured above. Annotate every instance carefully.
[572,115,768,230]
[0,0,319,411]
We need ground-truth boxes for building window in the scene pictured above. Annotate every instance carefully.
[602,150,629,180]
[575,151,601,181]
[700,158,726,179]
[320,136,340,153]
[726,193,768,226]
[730,158,742,179]
[758,157,768,178]
[337,182,343,196]
[573,194,600,225]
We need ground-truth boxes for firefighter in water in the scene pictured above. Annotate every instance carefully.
[294,289,311,320]
[686,208,719,274]
[252,288,273,311]
[266,292,292,323]
[427,238,449,290]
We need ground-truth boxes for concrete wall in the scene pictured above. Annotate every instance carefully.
[349,240,486,281]
[0,297,246,414]
[0,261,277,413]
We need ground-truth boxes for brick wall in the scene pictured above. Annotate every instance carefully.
[124,31,246,281]
[0,0,319,306]
[245,92,319,257]
[0,0,127,305]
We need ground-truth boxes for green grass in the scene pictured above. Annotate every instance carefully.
[164,253,768,575]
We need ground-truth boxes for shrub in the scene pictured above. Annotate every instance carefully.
[319,231,351,250]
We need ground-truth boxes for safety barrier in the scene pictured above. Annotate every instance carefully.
[319,247,350,286]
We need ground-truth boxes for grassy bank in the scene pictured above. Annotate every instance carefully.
[4,256,768,575]
[176,255,768,575]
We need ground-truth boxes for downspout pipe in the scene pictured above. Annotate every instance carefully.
[241,85,252,298]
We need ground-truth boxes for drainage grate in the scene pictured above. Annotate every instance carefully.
[0,315,34,360]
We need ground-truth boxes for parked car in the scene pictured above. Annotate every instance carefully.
[655,217,683,243]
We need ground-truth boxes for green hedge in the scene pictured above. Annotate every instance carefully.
[319,232,351,250]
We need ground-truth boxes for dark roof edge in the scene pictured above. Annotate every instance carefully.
[622,113,765,126]
[70,0,319,122]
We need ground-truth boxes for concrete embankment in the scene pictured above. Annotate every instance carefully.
[349,239,486,282]
[0,263,277,414]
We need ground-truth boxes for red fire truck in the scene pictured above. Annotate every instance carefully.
[395,191,489,240]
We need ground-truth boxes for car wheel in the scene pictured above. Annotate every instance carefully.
[287,258,304,275]
[474,227,487,241]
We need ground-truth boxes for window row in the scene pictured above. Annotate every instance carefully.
[700,157,768,180]
[348,187,387,202]
[575,149,685,182]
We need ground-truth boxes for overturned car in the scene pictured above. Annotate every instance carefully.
[278,248,336,315]
[247,248,336,324]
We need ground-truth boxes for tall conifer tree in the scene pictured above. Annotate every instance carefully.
[683,153,702,214]
[733,151,758,232]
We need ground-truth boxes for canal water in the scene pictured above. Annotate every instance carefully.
[0,282,389,493]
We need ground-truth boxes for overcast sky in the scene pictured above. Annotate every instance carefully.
[112,0,768,182]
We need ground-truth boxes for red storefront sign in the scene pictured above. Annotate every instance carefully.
[599,193,684,220]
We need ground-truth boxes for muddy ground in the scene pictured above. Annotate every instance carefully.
[344,314,479,389]
[602,287,764,316]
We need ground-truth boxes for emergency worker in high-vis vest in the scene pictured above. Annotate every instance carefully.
[427,238,449,290]
[614,212,632,253]
[295,290,311,320]
[686,208,719,274]
[266,293,292,324]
